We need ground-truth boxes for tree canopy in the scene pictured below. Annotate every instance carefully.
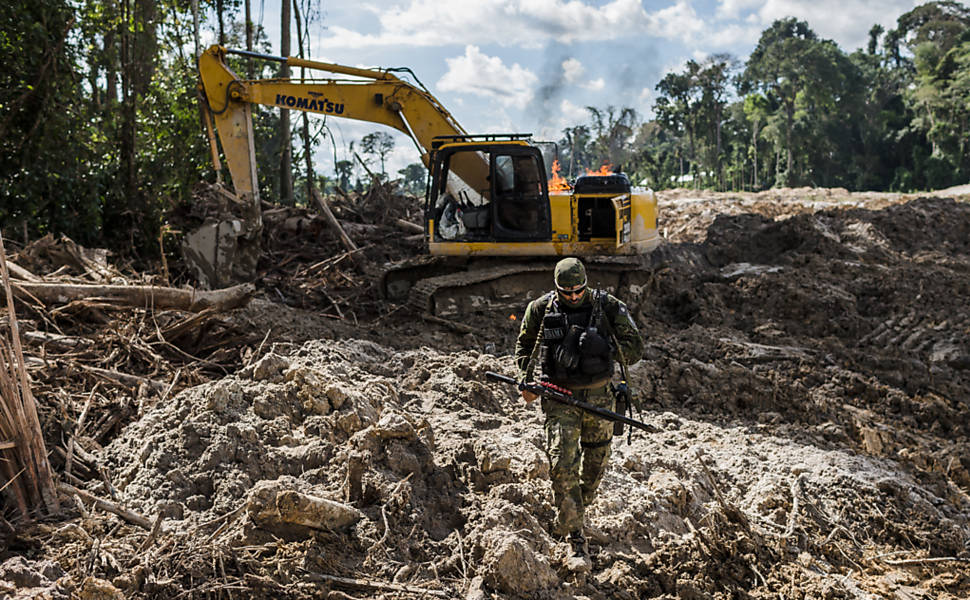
[1,1,968,260]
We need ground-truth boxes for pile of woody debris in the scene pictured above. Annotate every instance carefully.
[1,179,429,522]
[256,180,425,319]
[174,180,426,320]
[0,233,262,503]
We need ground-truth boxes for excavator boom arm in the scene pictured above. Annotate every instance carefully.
[198,45,479,205]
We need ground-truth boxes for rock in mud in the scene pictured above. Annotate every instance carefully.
[247,478,363,533]
[0,557,68,600]
[477,529,559,594]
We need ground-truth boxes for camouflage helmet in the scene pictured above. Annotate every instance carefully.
[554,257,587,289]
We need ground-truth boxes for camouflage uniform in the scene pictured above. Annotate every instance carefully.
[514,258,644,538]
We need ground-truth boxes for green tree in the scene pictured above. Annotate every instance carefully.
[584,106,638,171]
[741,18,850,186]
[334,160,353,191]
[654,65,701,183]
[696,55,735,187]
[0,1,103,243]
[741,93,771,189]
[894,2,970,186]
[893,1,970,54]
[361,131,395,177]
[397,162,427,196]
[653,56,735,188]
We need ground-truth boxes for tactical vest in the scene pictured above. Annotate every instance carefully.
[540,290,614,387]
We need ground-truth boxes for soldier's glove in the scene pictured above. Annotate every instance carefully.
[579,328,610,357]
[554,325,583,370]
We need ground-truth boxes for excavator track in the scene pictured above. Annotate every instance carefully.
[406,263,551,315]
[384,256,649,317]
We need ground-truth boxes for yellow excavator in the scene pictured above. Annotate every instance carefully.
[196,45,660,314]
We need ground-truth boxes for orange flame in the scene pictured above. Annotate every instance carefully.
[509,314,517,321]
[586,163,614,176]
[548,159,571,192]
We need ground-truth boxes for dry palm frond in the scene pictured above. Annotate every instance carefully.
[0,231,58,519]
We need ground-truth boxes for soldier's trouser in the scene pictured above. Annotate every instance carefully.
[542,386,614,537]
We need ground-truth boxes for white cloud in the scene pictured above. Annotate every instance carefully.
[313,0,718,48]
[562,58,584,83]
[560,58,603,91]
[436,46,538,107]
[649,0,706,41]
[713,0,920,51]
[691,49,710,62]
[560,99,589,123]
[716,0,765,20]
[703,23,762,49]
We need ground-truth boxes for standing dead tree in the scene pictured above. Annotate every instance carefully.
[0,232,59,519]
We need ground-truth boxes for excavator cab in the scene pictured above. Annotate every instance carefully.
[428,136,552,245]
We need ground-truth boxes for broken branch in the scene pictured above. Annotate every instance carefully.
[310,186,359,258]
[57,482,153,530]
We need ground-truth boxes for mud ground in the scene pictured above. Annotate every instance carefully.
[4,187,970,599]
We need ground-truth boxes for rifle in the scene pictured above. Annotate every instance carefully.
[485,371,658,434]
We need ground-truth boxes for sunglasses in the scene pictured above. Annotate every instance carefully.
[558,285,586,298]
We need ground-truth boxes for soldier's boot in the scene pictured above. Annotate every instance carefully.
[564,531,591,573]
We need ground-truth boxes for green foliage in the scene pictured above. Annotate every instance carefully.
[0,0,104,244]
[2,0,968,261]
[397,162,427,197]
[653,55,735,188]
[622,4,969,192]
[361,131,395,177]
[0,0,229,261]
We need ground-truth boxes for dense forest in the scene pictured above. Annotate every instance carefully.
[1,1,968,260]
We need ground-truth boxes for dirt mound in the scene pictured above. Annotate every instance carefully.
[9,191,970,599]
[36,331,970,598]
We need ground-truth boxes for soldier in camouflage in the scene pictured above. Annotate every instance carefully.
[514,257,644,573]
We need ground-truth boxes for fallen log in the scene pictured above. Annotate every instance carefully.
[23,330,91,350]
[394,219,424,234]
[4,261,41,282]
[12,282,254,312]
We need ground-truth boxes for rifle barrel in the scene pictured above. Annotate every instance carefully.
[484,371,658,433]
[485,371,517,386]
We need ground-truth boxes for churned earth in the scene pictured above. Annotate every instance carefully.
[5,187,970,599]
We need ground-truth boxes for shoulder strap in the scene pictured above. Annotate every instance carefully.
[523,292,556,382]
[599,292,629,379]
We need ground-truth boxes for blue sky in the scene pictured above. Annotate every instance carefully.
[227,0,922,178]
